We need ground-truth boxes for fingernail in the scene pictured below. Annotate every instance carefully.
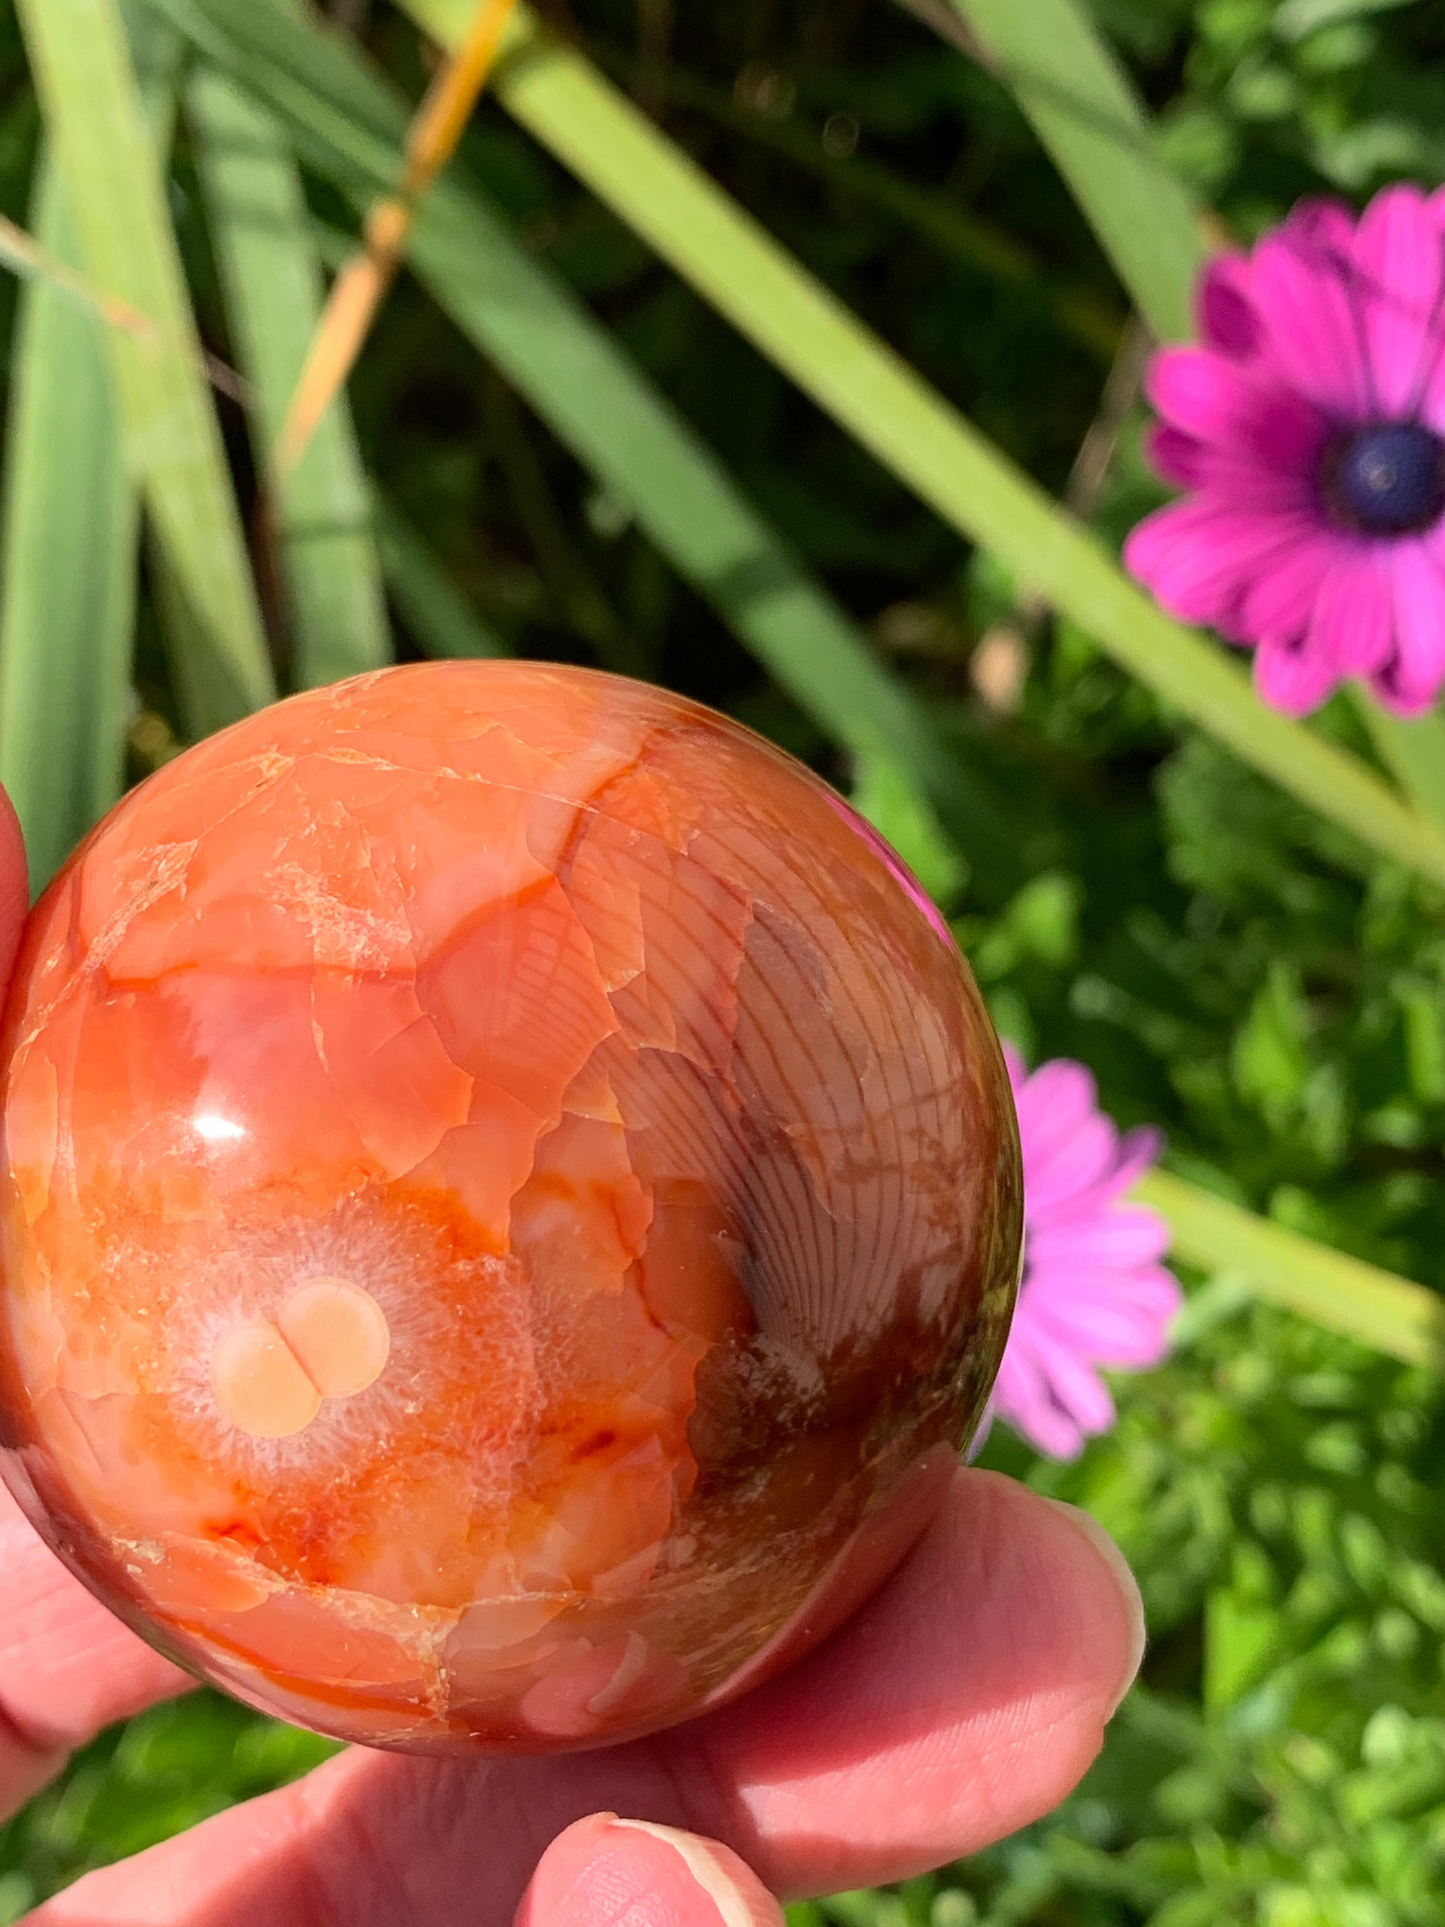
[517,1813,785,1927]
[1042,1499,1146,1718]
[607,1819,784,1927]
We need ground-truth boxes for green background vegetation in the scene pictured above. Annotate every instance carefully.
[4,0,1445,1921]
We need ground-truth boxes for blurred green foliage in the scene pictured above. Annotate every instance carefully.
[2,0,1445,1922]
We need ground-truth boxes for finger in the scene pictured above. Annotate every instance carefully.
[513,1814,783,1927]
[704,1477,1145,1896]
[0,1480,193,1820]
[26,1469,1142,1925]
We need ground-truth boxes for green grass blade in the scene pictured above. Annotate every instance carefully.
[146,0,964,809]
[947,0,1204,345]
[187,60,390,687]
[17,0,275,735]
[374,493,510,660]
[392,2,1445,890]
[1138,1170,1445,1370]
[0,149,137,891]
[945,0,1445,832]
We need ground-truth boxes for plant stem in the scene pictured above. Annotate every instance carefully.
[1137,1170,1444,1370]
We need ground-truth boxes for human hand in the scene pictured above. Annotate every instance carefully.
[0,1459,1143,1924]
[0,804,1145,1927]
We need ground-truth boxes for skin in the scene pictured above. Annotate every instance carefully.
[0,795,1146,1927]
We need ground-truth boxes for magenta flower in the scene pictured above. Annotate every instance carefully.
[991,1044,1180,1462]
[1125,185,1445,718]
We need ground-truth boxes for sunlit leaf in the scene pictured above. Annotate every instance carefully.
[1138,1169,1445,1369]
[16,0,274,736]
[948,0,1206,345]
[0,151,136,891]
[187,59,391,687]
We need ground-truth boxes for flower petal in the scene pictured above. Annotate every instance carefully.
[991,1344,1087,1462]
[1146,424,1208,490]
[1027,1293,1173,1370]
[1022,1112,1120,1219]
[1368,674,1439,718]
[1308,548,1395,677]
[996,1047,1178,1463]
[1024,1329,1117,1437]
[1028,1205,1174,1269]
[1253,631,1342,716]
[1125,502,1317,634]
[1091,1127,1166,1205]
[1352,184,1445,419]
[1146,349,1328,473]
[1251,228,1376,420]
[1012,1058,1099,1168]
[1035,1259,1180,1310]
[1381,538,1445,711]
[1239,533,1338,644]
[1030,1258,1182,1345]
[1197,251,1265,361]
[1283,196,1360,261]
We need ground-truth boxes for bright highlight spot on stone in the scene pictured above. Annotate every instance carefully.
[277,1277,391,1400]
[211,1320,324,1439]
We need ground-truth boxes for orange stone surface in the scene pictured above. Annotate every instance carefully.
[0,663,1021,1753]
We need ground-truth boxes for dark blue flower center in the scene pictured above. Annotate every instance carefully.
[1324,422,1445,536]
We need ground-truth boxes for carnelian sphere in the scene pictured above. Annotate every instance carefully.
[0,663,1021,1753]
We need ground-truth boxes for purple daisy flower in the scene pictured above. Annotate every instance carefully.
[991,1044,1180,1462]
[1125,185,1445,718]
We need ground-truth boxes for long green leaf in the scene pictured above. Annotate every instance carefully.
[948,0,1204,346]
[0,150,137,891]
[947,0,1445,832]
[1138,1170,1444,1370]
[187,61,390,687]
[146,0,969,814]
[374,493,510,661]
[17,0,275,735]
[396,0,1445,892]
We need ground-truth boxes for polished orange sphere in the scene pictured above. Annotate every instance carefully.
[0,664,1020,1753]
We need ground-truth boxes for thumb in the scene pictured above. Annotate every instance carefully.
[515,1812,785,1927]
